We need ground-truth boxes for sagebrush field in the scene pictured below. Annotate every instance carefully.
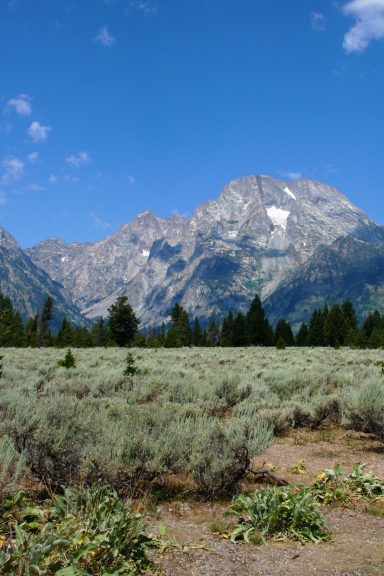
[1,347,384,575]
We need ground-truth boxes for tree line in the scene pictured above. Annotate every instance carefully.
[1,290,384,348]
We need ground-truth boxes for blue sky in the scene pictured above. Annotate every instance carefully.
[1,0,384,248]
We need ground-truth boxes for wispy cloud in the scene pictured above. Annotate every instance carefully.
[1,155,25,184]
[282,171,303,180]
[27,152,39,164]
[28,121,51,143]
[126,1,158,15]
[95,26,116,46]
[343,0,384,53]
[49,174,58,184]
[28,184,45,192]
[310,12,327,32]
[66,151,91,167]
[6,94,32,116]
[89,212,112,229]
[0,191,6,205]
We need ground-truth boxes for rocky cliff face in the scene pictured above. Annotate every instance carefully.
[26,175,376,325]
[0,227,86,327]
[264,226,384,328]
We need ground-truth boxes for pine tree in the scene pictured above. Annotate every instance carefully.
[274,319,294,346]
[108,296,139,347]
[36,295,54,347]
[325,304,345,347]
[165,304,192,347]
[295,323,308,347]
[246,295,274,346]
[232,312,248,346]
[55,317,74,347]
[220,311,234,347]
[91,317,111,347]
[0,291,24,346]
[192,317,204,346]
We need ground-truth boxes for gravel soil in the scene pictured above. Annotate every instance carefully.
[149,429,384,576]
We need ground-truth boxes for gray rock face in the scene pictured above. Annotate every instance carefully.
[0,227,86,327]
[26,175,374,325]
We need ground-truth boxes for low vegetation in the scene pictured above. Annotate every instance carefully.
[0,483,157,575]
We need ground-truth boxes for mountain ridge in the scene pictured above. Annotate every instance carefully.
[25,175,379,326]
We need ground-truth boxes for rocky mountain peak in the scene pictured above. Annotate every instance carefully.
[25,175,377,325]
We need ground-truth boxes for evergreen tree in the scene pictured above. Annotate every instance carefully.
[0,292,24,346]
[55,317,74,347]
[91,317,111,347]
[165,304,192,347]
[274,318,294,346]
[246,295,274,346]
[325,304,345,347]
[220,311,234,346]
[307,306,328,346]
[232,312,248,347]
[295,323,308,347]
[362,311,383,338]
[342,300,358,331]
[192,317,204,346]
[108,296,139,347]
[36,295,54,347]
[207,319,220,346]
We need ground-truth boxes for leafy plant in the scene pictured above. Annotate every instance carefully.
[57,349,76,369]
[0,483,157,575]
[311,463,384,505]
[228,486,330,544]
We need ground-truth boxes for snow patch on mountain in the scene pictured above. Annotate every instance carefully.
[283,186,296,200]
[266,206,290,229]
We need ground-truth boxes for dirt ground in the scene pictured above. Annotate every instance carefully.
[149,429,384,576]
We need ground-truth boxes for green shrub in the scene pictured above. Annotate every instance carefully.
[0,483,157,575]
[343,380,384,441]
[57,349,76,369]
[189,417,273,495]
[228,486,330,544]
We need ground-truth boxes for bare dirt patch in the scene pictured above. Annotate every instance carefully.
[150,429,384,576]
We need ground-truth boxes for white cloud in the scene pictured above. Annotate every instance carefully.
[89,212,112,229]
[126,1,157,15]
[310,12,327,31]
[343,0,384,53]
[0,191,6,205]
[6,94,32,116]
[27,152,39,164]
[282,171,303,180]
[28,121,51,143]
[66,151,91,167]
[95,26,116,46]
[28,184,45,192]
[1,155,25,184]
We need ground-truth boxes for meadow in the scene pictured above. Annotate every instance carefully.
[1,346,384,575]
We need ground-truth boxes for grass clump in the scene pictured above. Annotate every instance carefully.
[228,486,330,544]
[0,483,157,575]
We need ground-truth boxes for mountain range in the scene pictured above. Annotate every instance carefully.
[1,175,383,328]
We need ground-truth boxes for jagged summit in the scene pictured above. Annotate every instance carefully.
[25,175,377,325]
